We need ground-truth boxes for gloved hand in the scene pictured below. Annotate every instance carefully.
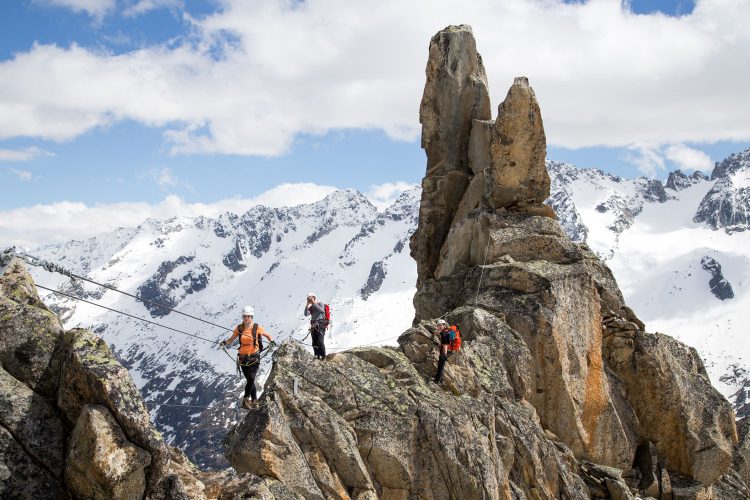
[219,340,226,348]
[270,340,278,347]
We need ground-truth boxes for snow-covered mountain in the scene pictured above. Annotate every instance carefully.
[29,188,420,469]
[26,146,750,467]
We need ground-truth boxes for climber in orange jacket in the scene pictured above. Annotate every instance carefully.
[220,305,274,409]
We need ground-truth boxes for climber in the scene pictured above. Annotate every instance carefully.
[219,306,274,409]
[433,319,453,384]
[304,292,328,360]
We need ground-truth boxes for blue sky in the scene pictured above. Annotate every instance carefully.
[1,0,750,246]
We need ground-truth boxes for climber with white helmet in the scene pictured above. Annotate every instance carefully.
[304,292,329,360]
[219,305,274,409]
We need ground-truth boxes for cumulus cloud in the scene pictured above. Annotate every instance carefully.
[4,0,750,157]
[665,143,714,172]
[366,182,418,210]
[0,146,53,162]
[0,183,338,248]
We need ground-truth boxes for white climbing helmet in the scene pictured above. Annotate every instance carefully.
[307,292,315,299]
[242,305,255,317]
[436,319,448,326]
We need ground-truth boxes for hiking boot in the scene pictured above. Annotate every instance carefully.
[241,397,253,409]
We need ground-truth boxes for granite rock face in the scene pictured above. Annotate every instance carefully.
[226,340,590,499]
[223,25,747,499]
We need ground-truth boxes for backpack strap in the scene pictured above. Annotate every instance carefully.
[252,323,259,348]
[237,323,244,350]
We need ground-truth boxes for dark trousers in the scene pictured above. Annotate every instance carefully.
[434,353,447,382]
[311,325,326,359]
[240,354,260,400]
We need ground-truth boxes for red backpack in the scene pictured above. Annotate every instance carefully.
[448,325,461,352]
[323,304,331,329]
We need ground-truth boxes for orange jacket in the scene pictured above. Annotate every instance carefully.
[226,323,268,355]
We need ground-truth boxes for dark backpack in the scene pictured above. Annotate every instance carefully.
[238,323,263,351]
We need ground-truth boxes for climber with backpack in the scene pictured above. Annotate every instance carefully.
[433,319,461,384]
[219,305,274,409]
[304,292,330,360]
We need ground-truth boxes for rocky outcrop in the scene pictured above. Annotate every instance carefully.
[701,255,735,300]
[223,25,747,499]
[0,255,250,499]
[226,338,590,499]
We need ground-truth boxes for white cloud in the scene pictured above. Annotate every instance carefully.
[123,0,182,17]
[0,146,53,162]
[0,182,338,248]
[3,0,750,156]
[622,144,667,177]
[40,0,115,18]
[366,182,417,210]
[622,142,715,176]
[5,168,33,181]
[665,143,713,172]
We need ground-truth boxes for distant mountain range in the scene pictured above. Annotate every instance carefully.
[29,146,750,468]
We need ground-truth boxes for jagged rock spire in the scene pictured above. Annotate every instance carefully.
[411,24,491,289]
[411,26,554,289]
[482,76,550,207]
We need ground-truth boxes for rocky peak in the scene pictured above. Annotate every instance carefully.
[694,148,750,232]
[710,147,750,180]
[223,26,748,499]
[666,169,709,191]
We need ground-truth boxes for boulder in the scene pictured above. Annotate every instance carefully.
[612,333,737,485]
[0,366,65,476]
[0,257,66,397]
[0,425,64,499]
[65,404,151,500]
[57,328,169,488]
